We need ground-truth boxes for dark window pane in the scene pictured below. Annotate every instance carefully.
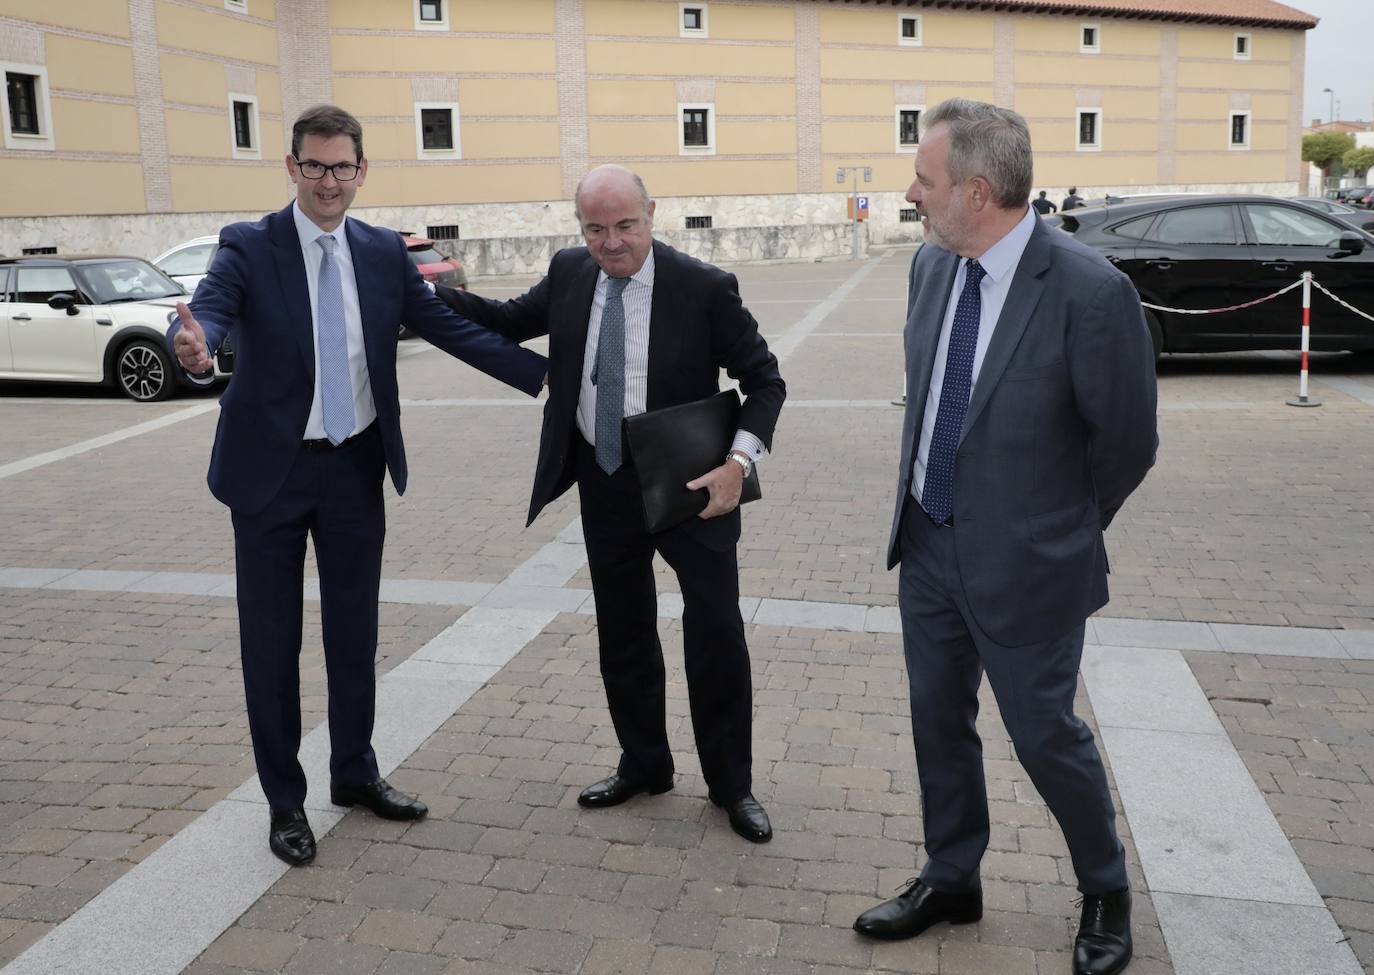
[1235,35,1248,54]
[899,208,918,223]
[901,17,917,38]
[899,110,920,145]
[421,108,453,150]
[419,0,443,21]
[683,108,708,147]
[1083,27,1097,46]
[1231,114,1247,145]
[685,215,712,229]
[1079,112,1098,145]
[232,101,253,148]
[426,223,461,240]
[1155,206,1237,245]
[683,7,702,30]
[6,73,39,135]
[1111,215,1156,239]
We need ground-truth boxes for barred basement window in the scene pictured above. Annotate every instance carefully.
[427,224,461,241]
[899,209,919,223]
[21,245,57,255]
[685,215,713,229]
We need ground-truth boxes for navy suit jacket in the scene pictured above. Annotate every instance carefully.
[888,217,1158,646]
[436,240,786,545]
[169,204,547,515]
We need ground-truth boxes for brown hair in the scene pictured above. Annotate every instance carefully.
[291,104,364,162]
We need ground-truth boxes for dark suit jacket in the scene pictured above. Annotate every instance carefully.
[888,217,1157,646]
[437,239,786,539]
[168,204,547,515]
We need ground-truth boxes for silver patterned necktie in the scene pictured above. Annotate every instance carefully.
[593,275,631,474]
[316,235,355,445]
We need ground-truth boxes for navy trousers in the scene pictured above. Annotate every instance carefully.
[897,499,1127,895]
[230,423,386,811]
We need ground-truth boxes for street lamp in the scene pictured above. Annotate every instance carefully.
[835,166,872,262]
[1322,87,1334,124]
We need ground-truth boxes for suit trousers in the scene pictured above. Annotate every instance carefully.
[897,498,1128,895]
[230,423,386,811]
[575,436,754,801]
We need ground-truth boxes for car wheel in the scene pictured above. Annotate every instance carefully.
[116,339,176,402]
[1143,309,1164,359]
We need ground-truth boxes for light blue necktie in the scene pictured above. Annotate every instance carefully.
[921,259,985,525]
[593,276,631,474]
[316,235,355,445]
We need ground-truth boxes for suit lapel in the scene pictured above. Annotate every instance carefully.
[270,204,316,377]
[345,219,385,373]
[906,246,960,432]
[645,241,680,410]
[960,219,1051,440]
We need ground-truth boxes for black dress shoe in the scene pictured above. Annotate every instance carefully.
[577,772,673,808]
[268,808,316,866]
[1073,888,1132,975]
[330,778,428,821]
[709,792,772,843]
[853,879,982,940]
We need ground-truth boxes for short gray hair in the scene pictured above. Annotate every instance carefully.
[923,98,1033,209]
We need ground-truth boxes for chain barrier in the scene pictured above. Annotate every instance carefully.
[1140,279,1304,316]
[1309,278,1374,325]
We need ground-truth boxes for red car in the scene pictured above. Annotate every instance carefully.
[397,234,467,337]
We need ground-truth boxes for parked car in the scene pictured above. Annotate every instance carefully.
[393,233,467,337]
[1334,186,1374,208]
[152,235,218,294]
[0,256,231,401]
[1044,195,1374,356]
[1289,197,1374,235]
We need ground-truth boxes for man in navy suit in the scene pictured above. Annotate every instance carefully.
[851,100,1156,975]
[169,105,547,866]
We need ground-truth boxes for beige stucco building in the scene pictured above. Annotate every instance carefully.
[0,0,1317,264]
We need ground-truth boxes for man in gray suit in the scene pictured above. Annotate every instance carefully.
[852,100,1157,975]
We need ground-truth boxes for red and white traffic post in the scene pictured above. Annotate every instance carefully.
[1286,271,1321,408]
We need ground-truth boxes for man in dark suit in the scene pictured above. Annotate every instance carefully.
[168,105,547,866]
[851,100,1156,975]
[1031,190,1057,215]
[1062,186,1085,211]
[435,164,785,843]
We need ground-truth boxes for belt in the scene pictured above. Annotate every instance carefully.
[300,424,371,452]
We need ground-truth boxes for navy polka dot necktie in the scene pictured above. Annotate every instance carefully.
[922,258,985,525]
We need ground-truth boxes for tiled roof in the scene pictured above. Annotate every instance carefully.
[827,0,1318,30]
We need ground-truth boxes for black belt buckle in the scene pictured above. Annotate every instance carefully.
[301,436,341,452]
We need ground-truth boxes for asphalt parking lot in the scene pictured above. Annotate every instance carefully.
[0,246,1371,974]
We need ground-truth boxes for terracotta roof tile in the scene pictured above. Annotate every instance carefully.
[829,0,1318,30]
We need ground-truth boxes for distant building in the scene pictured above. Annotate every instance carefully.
[0,0,1319,258]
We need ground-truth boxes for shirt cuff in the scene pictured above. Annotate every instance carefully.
[730,430,766,464]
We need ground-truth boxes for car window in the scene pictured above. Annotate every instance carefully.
[1245,205,1344,247]
[407,247,447,264]
[15,266,79,303]
[1109,215,1155,239]
[0,267,9,302]
[73,261,184,303]
[157,241,216,276]
[1151,206,1237,245]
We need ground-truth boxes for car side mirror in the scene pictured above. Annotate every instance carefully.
[47,293,80,315]
[1337,233,1366,254]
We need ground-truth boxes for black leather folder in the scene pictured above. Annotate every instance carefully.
[622,389,762,534]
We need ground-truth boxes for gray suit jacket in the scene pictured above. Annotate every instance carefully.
[887,217,1158,646]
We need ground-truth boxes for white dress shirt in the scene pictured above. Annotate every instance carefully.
[912,206,1037,502]
[577,248,765,463]
[292,201,377,441]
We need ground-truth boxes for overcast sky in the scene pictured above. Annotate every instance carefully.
[1298,0,1371,124]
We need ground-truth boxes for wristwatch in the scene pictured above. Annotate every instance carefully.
[726,450,753,478]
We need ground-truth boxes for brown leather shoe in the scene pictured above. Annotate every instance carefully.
[853,879,982,940]
[330,778,427,820]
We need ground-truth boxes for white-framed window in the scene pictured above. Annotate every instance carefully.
[680,4,708,38]
[1076,108,1102,151]
[1228,110,1251,150]
[224,0,246,11]
[679,102,715,155]
[898,14,922,47]
[896,105,924,153]
[228,93,260,159]
[2,63,54,151]
[1233,33,1251,59]
[415,0,448,31]
[414,102,460,159]
[1080,23,1100,53]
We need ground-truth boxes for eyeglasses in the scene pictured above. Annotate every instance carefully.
[293,158,361,181]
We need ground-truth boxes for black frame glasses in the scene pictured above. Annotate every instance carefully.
[293,157,361,181]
